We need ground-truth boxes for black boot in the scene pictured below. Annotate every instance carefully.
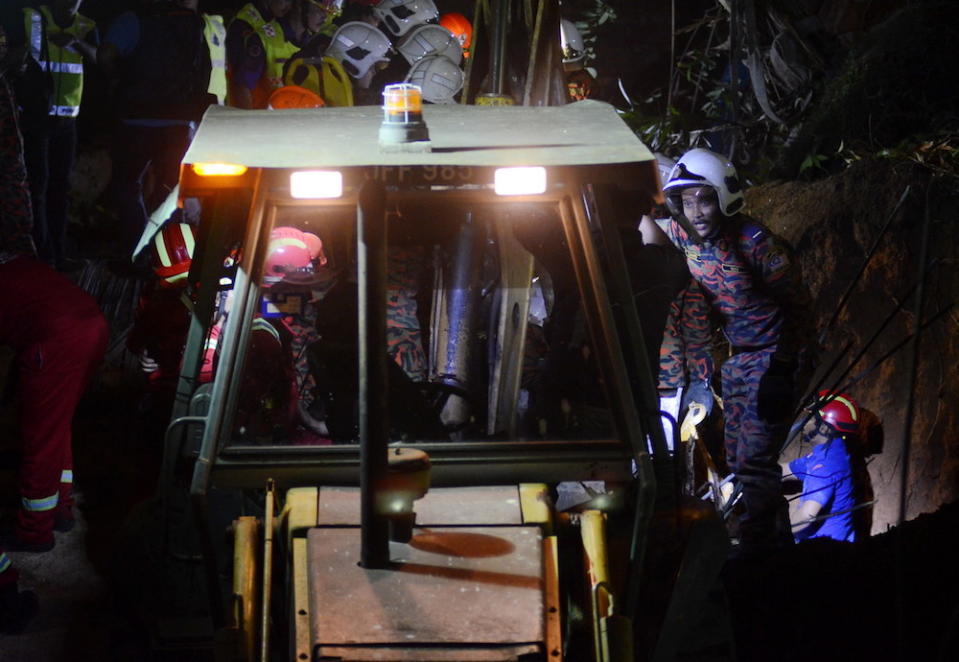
[0,583,39,635]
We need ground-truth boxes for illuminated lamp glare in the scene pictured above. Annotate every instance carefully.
[192,162,248,176]
[290,170,343,199]
[383,83,423,121]
[494,167,547,196]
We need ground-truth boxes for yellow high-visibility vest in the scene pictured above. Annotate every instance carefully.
[23,5,95,117]
[203,13,227,104]
[258,20,299,94]
[231,2,268,33]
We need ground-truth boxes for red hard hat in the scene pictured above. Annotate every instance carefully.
[264,227,313,284]
[152,222,196,287]
[439,12,472,57]
[815,390,860,435]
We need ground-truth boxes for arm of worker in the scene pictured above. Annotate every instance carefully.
[680,279,714,390]
[226,29,266,108]
[638,213,671,246]
[49,28,99,64]
[790,498,823,536]
[752,231,815,363]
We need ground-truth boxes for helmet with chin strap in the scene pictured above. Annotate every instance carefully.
[813,390,861,437]
[663,148,745,217]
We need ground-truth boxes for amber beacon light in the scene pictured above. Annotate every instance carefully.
[379,83,431,149]
[192,162,248,177]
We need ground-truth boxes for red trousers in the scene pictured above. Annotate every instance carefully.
[0,257,107,544]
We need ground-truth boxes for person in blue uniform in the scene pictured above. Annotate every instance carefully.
[783,391,860,543]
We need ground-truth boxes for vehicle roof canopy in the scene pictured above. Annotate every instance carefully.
[182,100,653,170]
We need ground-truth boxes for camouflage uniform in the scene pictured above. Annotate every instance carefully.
[660,214,813,547]
[386,246,428,382]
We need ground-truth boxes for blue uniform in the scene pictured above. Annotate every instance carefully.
[790,437,856,542]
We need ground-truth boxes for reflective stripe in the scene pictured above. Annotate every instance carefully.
[26,11,44,61]
[61,469,73,484]
[183,225,196,259]
[22,493,59,512]
[203,14,228,103]
[0,553,11,574]
[252,318,281,344]
[23,7,94,115]
[164,271,188,285]
[35,60,83,74]
[832,395,859,421]
[51,105,80,117]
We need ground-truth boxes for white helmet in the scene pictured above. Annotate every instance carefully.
[326,22,393,80]
[404,54,463,104]
[396,24,462,66]
[560,19,586,71]
[373,0,439,38]
[663,148,745,216]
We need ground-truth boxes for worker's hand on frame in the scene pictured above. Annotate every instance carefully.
[681,380,714,418]
[139,350,158,374]
[757,357,796,422]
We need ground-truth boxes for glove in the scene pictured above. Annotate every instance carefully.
[139,350,158,374]
[681,380,714,419]
[756,357,796,423]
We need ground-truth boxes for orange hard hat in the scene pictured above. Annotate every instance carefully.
[267,85,326,109]
[439,12,472,57]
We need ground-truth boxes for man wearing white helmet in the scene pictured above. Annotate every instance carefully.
[642,147,814,555]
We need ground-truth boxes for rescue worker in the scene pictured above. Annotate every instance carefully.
[226,0,293,108]
[0,23,39,634]
[781,391,861,543]
[128,221,298,442]
[439,11,471,59]
[231,0,326,109]
[0,26,108,558]
[200,4,227,105]
[279,0,351,102]
[642,148,814,554]
[560,18,594,102]
[18,0,97,270]
[98,0,214,260]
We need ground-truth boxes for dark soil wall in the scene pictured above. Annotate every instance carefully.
[745,159,959,532]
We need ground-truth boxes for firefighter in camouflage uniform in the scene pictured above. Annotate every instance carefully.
[646,148,814,554]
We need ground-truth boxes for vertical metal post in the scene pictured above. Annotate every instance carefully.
[490,0,509,95]
[357,180,391,568]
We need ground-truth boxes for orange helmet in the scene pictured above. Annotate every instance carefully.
[439,12,472,58]
[267,85,326,109]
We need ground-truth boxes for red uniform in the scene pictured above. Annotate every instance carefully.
[0,258,108,547]
[1,56,108,550]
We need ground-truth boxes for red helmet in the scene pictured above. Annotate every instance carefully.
[264,226,314,285]
[814,390,860,436]
[439,12,472,57]
[152,222,196,288]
